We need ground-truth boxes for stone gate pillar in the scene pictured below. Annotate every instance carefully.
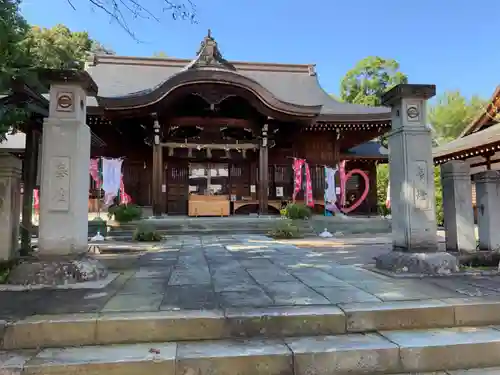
[441,160,475,253]
[375,84,458,274]
[0,154,22,260]
[38,71,97,255]
[473,170,500,251]
[7,71,109,286]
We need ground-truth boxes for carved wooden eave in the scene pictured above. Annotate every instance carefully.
[97,70,322,119]
[433,122,500,164]
[184,30,236,72]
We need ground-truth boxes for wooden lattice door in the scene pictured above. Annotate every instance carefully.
[166,161,188,215]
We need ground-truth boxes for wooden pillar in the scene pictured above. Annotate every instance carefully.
[21,125,39,255]
[258,123,269,215]
[152,115,163,216]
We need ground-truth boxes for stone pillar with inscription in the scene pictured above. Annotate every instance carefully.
[474,170,500,251]
[0,154,22,261]
[441,161,476,253]
[7,70,108,285]
[375,84,459,274]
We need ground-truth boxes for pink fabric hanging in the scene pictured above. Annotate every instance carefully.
[89,158,101,189]
[292,158,314,208]
[292,158,305,202]
[119,175,132,205]
[303,162,314,208]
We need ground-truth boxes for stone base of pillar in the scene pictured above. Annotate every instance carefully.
[375,251,459,275]
[7,254,108,286]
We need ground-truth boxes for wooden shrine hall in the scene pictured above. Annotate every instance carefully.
[84,31,390,216]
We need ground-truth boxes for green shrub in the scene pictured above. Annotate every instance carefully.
[108,204,142,223]
[434,167,444,226]
[132,223,163,242]
[284,203,311,220]
[268,220,302,239]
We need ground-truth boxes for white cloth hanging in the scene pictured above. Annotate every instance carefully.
[324,167,337,204]
[102,158,123,205]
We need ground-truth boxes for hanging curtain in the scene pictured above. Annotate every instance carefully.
[292,158,314,207]
[89,158,101,189]
[292,158,305,202]
[102,158,123,205]
[119,174,132,204]
[303,162,314,208]
[324,166,338,212]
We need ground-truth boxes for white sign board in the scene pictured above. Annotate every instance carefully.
[250,185,256,193]
[276,186,284,197]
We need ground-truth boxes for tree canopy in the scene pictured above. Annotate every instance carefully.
[428,90,486,143]
[340,56,408,106]
[0,0,31,91]
[23,25,93,69]
[0,2,110,140]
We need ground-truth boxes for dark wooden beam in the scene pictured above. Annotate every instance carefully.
[258,123,269,215]
[20,124,39,255]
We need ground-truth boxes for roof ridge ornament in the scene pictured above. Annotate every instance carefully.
[186,29,236,71]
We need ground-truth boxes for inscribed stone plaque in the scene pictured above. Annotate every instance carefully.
[56,91,75,113]
[406,103,420,122]
[413,160,429,210]
[49,156,71,211]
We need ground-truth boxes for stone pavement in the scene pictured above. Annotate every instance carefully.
[1,234,500,320]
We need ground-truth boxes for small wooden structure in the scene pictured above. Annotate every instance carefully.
[433,85,500,219]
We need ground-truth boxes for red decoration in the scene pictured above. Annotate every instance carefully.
[292,158,314,207]
[340,169,370,214]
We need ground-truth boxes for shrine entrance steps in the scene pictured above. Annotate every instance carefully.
[106,215,392,239]
[1,234,494,374]
[4,300,500,373]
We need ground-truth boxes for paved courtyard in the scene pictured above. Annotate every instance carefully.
[1,234,499,319]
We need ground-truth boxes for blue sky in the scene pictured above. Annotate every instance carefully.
[21,0,499,100]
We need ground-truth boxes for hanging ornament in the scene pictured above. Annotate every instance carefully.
[188,148,193,157]
[168,147,174,156]
[207,148,212,158]
[242,150,247,159]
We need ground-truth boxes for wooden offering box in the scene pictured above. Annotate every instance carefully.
[188,194,230,217]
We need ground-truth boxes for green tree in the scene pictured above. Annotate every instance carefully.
[340,56,408,106]
[428,90,486,143]
[0,0,33,139]
[0,0,31,92]
[1,18,109,140]
[23,24,93,69]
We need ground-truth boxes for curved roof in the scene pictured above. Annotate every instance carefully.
[85,31,391,121]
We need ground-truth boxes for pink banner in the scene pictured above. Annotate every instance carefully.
[89,158,101,189]
[119,175,132,205]
[292,158,314,208]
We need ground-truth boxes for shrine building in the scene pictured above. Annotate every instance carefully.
[8,31,392,217]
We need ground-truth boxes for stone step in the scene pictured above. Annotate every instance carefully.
[7,327,500,374]
[3,298,500,350]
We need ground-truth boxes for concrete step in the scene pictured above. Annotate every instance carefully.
[7,327,500,374]
[3,298,500,350]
